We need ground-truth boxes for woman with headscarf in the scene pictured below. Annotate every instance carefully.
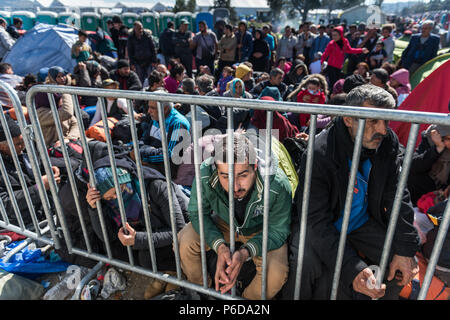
[249,29,270,72]
[284,60,309,87]
[34,66,80,147]
[84,156,187,283]
[214,78,252,132]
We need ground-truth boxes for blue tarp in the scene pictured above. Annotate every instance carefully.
[0,240,70,279]
[3,23,79,77]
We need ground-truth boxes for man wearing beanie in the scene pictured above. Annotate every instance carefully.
[110,59,142,91]
[0,115,61,226]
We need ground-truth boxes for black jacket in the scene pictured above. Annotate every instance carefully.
[127,30,157,66]
[294,117,419,288]
[110,69,142,91]
[159,28,175,57]
[249,79,288,100]
[0,153,46,226]
[249,39,270,72]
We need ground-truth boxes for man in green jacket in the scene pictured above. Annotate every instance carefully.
[178,132,291,299]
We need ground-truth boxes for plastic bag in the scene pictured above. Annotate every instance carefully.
[100,267,126,299]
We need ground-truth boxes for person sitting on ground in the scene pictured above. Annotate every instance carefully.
[217,66,234,96]
[16,73,37,106]
[368,40,388,70]
[164,63,185,94]
[343,74,367,94]
[71,30,93,63]
[90,79,143,127]
[0,115,61,226]
[284,60,309,87]
[174,77,199,116]
[389,68,411,107]
[156,64,169,78]
[282,84,420,300]
[84,160,187,296]
[92,51,117,72]
[408,124,450,206]
[309,52,323,75]
[0,62,23,90]
[73,60,109,107]
[250,68,288,100]
[353,62,370,81]
[143,70,165,92]
[110,59,142,91]
[370,68,398,106]
[137,90,190,179]
[276,57,292,75]
[234,63,255,92]
[178,132,291,299]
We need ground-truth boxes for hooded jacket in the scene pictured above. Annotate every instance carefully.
[294,117,419,289]
[321,26,364,69]
[390,68,411,95]
[188,155,292,258]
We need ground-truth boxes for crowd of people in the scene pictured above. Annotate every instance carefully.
[0,14,449,300]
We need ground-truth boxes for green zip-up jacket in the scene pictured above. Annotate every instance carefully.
[188,157,292,258]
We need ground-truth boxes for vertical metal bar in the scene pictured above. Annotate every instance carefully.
[330,118,366,300]
[46,93,92,253]
[293,114,317,300]
[0,105,39,234]
[98,97,134,266]
[26,93,73,252]
[261,110,273,300]
[418,199,450,300]
[0,154,24,229]
[126,99,158,273]
[226,107,236,297]
[11,87,61,249]
[378,123,420,284]
[71,95,112,259]
[0,187,10,225]
[156,101,182,280]
[191,104,208,288]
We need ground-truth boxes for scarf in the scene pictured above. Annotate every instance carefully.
[94,167,143,227]
[426,125,450,187]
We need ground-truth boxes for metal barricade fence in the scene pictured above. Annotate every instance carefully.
[0,80,448,300]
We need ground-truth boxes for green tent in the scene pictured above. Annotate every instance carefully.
[410,53,450,90]
[393,35,412,63]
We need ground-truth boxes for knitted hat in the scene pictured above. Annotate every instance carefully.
[37,67,49,83]
[235,64,251,79]
[48,66,66,81]
[94,167,132,196]
[258,86,282,101]
[0,115,22,142]
[117,59,130,69]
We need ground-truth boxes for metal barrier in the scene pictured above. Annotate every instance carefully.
[0,80,448,300]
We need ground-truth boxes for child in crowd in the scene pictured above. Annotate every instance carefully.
[389,68,411,106]
[276,57,292,75]
[368,40,388,69]
[296,76,327,130]
[217,66,234,96]
[71,30,92,63]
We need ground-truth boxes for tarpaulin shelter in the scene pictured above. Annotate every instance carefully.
[3,23,79,77]
[390,59,450,148]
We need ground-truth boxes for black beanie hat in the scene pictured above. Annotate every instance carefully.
[0,114,22,142]
[117,59,130,69]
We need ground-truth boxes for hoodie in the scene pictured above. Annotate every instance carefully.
[321,26,364,69]
[390,68,411,95]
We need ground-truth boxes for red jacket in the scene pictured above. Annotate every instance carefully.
[321,26,364,69]
[296,89,326,127]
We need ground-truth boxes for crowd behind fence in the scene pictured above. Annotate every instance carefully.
[0,80,448,300]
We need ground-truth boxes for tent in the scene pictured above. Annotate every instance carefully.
[410,53,450,90]
[3,23,79,77]
[389,59,450,148]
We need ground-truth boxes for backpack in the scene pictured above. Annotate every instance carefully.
[282,136,308,174]
[112,116,132,144]
[85,117,119,142]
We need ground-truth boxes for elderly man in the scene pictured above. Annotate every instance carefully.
[250,68,288,99]
[178,132,291,299]
[282,84,420,300]
[138,90,190,179]
[401,20,440,76]
[127,21,157,84]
